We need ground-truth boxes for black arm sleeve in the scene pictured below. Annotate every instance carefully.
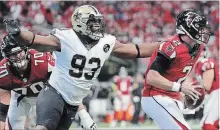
[0,86,12,91]
[150,51,174,74]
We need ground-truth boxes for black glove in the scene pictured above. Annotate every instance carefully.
[3,34,19,46]
[3,18,21,36]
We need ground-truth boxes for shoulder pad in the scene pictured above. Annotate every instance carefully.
[158,41,176,59]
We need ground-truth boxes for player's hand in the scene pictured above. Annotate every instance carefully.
[180,82,202,101]
[81,117,97,130]
[3,34,19,46]
[78,109,97,130]
[3,18,21,36]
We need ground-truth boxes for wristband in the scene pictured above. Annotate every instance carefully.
[28,32,35,47]
[135,44,140,58]
[78,109,90,119]
[171,82,181,92]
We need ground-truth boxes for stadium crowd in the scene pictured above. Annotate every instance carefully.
[0,1,219,59]
[0,1,219,127]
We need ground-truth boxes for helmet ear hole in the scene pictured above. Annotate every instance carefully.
[77,25,81,27]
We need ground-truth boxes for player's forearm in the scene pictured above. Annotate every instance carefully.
[15,31,48,47]
[146,70,174,91]
[16,31,59,52]
[114,43,160,59]
[14,31,35,46]
[202,69,214,91]
[139,43,160,58]
[113,44,138,59]
[113,40,159,59]
[77,103,85,112]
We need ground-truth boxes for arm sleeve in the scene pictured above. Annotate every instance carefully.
[0,86,12,91]
[150,41,176,74]
[150,52,174,74]
[46,52,55,78]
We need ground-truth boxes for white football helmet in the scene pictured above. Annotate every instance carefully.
[71,5,104,40]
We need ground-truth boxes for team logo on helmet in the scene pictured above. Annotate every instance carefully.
[176,9,211,44]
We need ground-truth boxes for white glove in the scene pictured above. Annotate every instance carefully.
[78,109,97,130]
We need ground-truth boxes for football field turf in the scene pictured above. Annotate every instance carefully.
[70,120,201,130]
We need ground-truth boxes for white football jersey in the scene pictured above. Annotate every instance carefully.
[49,28,116,105]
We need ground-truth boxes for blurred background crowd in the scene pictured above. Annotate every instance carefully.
[0,1,219,74]
[0,1,219,128]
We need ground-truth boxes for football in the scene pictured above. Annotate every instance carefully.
[184,87,205,110]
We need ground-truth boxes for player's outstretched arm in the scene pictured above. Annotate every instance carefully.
[4,18,60,52]
[112,40,160,58]
[17,31,60,52]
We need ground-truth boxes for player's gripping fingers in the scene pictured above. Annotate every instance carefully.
[81,122,97,130]
[188,91,199,100]
[181,85,199,100]
[180,85,193,96]
[187,94,196,101]
[191,85,202,96]
[90,122,97,130]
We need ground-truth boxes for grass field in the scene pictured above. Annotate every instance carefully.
[70,119,202,130]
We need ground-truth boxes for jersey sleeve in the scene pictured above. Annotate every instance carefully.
[50,28,67,52]
[158,41,176,59]
[46,52,55,73]
[0,63,13,90]
[202,60,215,72]
[50,28,64,40]
[104,34,116,58]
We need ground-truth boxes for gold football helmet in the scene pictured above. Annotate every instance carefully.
[71,5,104,40]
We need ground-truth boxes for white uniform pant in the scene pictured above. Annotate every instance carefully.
[200,89,219,126]
[141,95,190,130]
[5,91,36,129]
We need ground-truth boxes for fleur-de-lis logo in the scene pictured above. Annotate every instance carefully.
[74,11,82,21]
